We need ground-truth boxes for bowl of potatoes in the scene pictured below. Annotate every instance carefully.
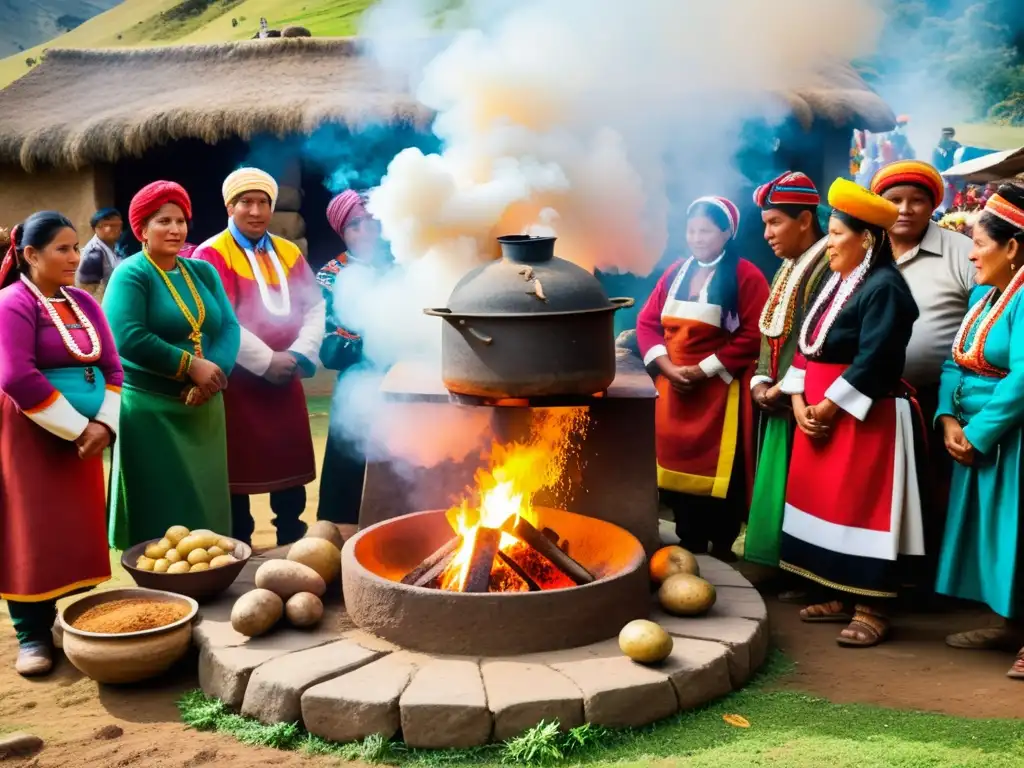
[121,526,252,602]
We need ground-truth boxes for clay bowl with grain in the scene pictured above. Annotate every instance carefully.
[121,538,252,602]
[58,588,198,684]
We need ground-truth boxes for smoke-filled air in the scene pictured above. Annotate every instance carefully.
[329,0,886,469]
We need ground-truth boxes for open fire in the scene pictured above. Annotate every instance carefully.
[400,409,595,593]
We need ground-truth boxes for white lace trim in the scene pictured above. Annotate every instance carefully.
[798,246,874,358]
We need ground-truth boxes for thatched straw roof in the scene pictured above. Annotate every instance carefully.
[0,37,893,172]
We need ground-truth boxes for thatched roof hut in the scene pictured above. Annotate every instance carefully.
[0,37,893,267]
[0,38,427,172]
[0,37,892,172]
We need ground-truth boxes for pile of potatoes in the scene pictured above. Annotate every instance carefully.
[649,545,717,617]
[230,521,344,638]
[135,526,239,574]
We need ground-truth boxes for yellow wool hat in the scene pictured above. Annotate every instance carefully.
[222,168,279,211]
[827,177,899,230]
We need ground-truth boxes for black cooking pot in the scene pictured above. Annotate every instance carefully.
[424,235,634,398]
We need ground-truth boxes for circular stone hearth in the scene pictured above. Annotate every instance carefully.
[193,544,768,749]
[341,508,649,656]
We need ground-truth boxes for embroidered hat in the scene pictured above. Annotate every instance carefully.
[753,171,820,209]
[983,191,1024,232]
[870,160,945,209]
[687,196,741,239]
[828,178,899,230]
[223,168,279,211]
[326,190,368,238]
[129,181,192,241]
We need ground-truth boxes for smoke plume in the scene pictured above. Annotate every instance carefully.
[328,0,885,470]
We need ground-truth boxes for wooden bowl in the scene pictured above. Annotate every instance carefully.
[121,538,252,602]
[58,588,198,684]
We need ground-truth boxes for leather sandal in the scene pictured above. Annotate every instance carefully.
[946,626,1024,652]
[837,606,889,648]
[1007,649,1024,680]
[799,600,851,623]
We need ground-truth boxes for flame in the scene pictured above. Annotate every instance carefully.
[439,408,589,592]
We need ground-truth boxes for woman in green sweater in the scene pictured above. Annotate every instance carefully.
[103,182,240,548]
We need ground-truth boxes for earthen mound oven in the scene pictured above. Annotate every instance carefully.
[342,507,648,656]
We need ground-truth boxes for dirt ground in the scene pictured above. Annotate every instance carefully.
[2,566,1021,767]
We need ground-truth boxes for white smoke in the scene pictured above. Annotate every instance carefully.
[328,0,885,468]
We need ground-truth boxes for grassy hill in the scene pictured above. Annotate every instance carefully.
[0,0,375,89]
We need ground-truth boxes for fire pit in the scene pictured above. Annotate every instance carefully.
[342,507,647,655]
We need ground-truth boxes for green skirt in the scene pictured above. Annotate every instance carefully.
[744,413,792,567]
[108,385,232,550]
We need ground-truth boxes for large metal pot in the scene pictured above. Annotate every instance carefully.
[424,235,634,398]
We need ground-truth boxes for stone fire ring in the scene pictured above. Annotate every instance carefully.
[193,545,768,749]
[341,508,650,656]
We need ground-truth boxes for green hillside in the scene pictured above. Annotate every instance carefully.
[0,0,376,89]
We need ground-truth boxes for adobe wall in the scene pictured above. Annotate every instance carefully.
[0,163,114,238]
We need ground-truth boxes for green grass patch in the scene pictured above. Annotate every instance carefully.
[122,0,247,43]
[177,651,1024,767]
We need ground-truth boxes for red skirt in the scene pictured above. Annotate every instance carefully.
[779,362,924,598]
[223,370,316,495]
[0,394,110,601]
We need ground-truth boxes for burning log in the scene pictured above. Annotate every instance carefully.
[462,527,501,593]
[402,536,461,587]
[501,517,595,585]
[497,550,540,591]
[541,526,570,557]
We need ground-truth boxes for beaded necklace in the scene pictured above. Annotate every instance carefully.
[758,239,825,339]
[21,275,101,363]
[143,248,206,358]
[951,265,1024,378]
[798,246,874,358]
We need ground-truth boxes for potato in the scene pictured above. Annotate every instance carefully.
[255,560,326,600]
[165,548,182,564]
[285,592,323,628]
[135,556,156,572]
[175,535,204,557]
[207,546,226,559]
[649,546,700,585]
[658,573,717,616]
[192,532,220,550]
[187,548,210,566]
[145,538,172,559]
[231,588,283,637]
[164,525,190,546]
[287,538,340,584]
[619,619,673,663]
[189,562,210,572]
[167,561,191,574]
[304,520,345,550]
[209,554,237,569]
[217,538,237,553]
[153,558,171,573]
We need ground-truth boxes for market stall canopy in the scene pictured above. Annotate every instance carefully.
[942,146,1024,183]
[0,37,894,172]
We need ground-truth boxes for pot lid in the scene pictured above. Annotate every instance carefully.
[445,236,613,314]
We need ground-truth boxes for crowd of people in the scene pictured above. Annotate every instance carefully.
[0,168,383,677]
[638,160,1023,678]
[0,156,1021,687]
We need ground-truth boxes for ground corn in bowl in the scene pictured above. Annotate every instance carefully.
[58,588,198,684]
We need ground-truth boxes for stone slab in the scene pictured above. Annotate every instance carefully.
[193,615,342,651]
[199,644,293,709]
[400,659,492,748]
[695,555,756,588]
[708,586,768,622]
[547,641,679,728]
[481,661,584,741]
[658,637,734,710]
[652,610,767,686]
[302,651,427,743]
[241,640,386,724]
